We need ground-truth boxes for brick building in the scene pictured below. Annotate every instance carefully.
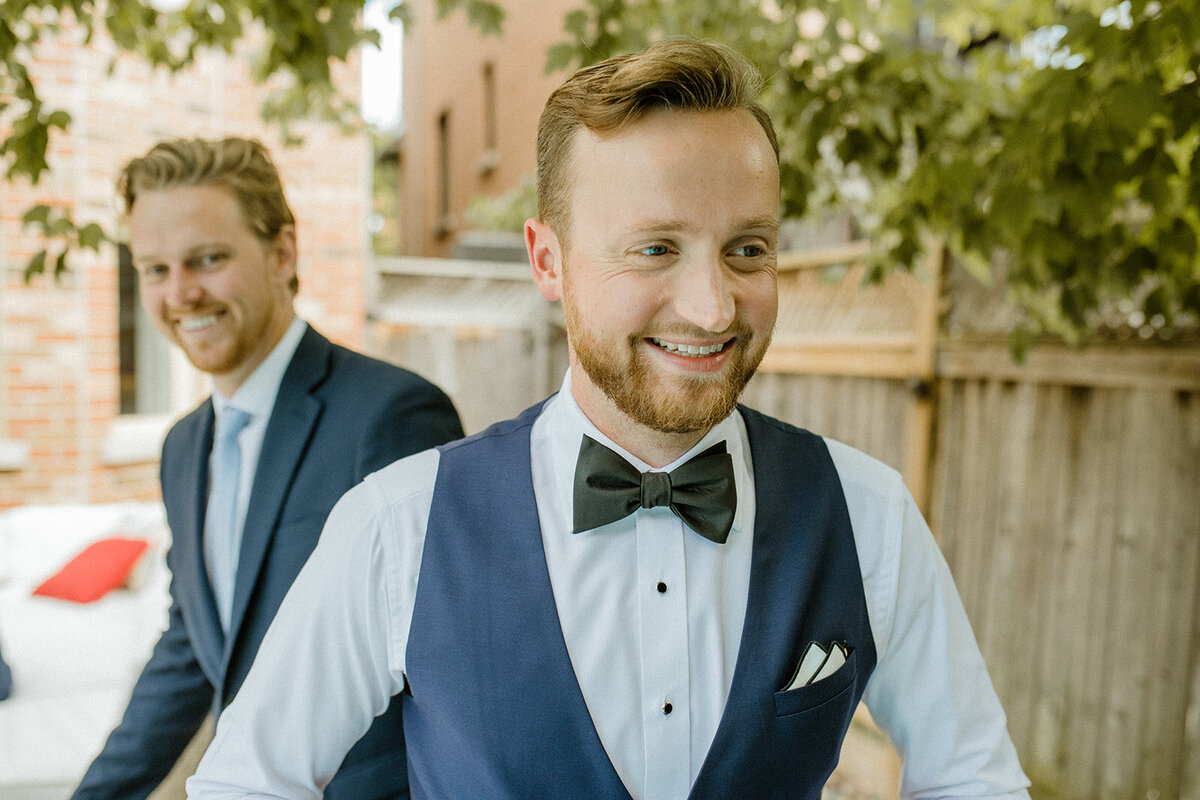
[398,0,576,257]
[0,18,370,508]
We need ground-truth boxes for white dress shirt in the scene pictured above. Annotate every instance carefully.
[188,371,1031,800]
[207,316,308,547]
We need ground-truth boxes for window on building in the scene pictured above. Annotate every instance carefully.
[437,110,451,238]
[117,243,171,414]
[483,62,497,153]
[476,63,499,176]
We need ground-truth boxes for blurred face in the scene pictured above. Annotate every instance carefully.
[528,108,779,460]
[130,184,297,397]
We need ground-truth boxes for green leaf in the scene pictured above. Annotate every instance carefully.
[1105,80,1162,136]
[48,214,74,237]
[77,222,108,251]
[545,42,577,73]
[835,128,872,163]
[1009,325,1033,362]
[387,4,413,26]
[990,180,1034,240]
[1168,84,1200,137]
[1182,282,1200,315]
[0,21,19,60]
[1139,172,1176,210]
[870,103,899,142]
[1142,284,1170,320]
[24,250,47,282]
[1061,281,1096,326]
[465,0,504,35]
[21,204,51,227]
[1158,217,1198,265]
[563,9,588,37]
[1114,246,1156,283]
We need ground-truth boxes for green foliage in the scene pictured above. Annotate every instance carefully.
[2,0,398,281]
[537,0,1200,346]
[20,204,109,280]
[435,0,504,34]
[464,173,537,232]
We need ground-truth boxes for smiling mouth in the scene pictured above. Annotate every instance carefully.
[649,337,731,358]
[179,313,219,332]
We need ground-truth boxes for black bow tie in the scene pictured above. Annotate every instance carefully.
[572,435,737,543]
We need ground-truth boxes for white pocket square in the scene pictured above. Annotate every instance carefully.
[785,641,849,691]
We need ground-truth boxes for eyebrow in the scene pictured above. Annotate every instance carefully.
[623,216,780,236]
[736,216,780,235]
[132,242,232,266]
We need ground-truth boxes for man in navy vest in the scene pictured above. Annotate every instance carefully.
[189,40,1031,799]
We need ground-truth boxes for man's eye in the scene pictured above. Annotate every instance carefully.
[194,252,226,269]
[731,244,765,258]
[141,265,168,282]
[637,244,671,257]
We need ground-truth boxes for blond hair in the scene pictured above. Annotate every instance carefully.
[536,39,779,240]
[118,137,298,291]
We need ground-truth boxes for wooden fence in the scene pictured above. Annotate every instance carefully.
[371,250,1200,800]
[370,257,566,433]
[931,344,1200,800]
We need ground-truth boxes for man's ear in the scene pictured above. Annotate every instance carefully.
[272,224,299,287]
[526,217,563,302]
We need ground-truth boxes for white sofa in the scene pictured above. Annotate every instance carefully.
[0,502,171,799]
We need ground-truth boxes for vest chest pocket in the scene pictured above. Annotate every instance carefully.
[773,648,858,717]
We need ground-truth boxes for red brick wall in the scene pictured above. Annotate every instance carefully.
[400,0,577,257]
[0,17,368,509]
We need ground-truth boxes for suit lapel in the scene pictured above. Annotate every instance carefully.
[224,327,328,662]
[168,401,228,685]
[405,404,631,798]
[690,408,870,798]
[689,408,794,794]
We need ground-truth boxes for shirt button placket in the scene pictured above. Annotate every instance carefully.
[636,510,691,798]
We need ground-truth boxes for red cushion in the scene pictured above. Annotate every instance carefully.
[32,537,150,603]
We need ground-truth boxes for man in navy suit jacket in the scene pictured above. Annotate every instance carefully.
[72,137,462,799]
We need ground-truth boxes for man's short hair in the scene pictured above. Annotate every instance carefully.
[118,137,298,291]
[536,38,779,241]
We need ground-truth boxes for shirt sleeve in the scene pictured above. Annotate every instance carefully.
[186,450,439,799]
[827,439,1032,800]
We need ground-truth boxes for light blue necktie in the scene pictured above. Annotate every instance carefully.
[205,406,252,632]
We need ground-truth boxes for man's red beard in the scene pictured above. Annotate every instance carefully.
[565,301,771,434]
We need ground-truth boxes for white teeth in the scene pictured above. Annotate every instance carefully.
[180,315,217,332]
[651,338,726,357]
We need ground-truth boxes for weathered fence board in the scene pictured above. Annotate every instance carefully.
[931,371,1200,800]
[371,323,567,434]
[370,256,567,434]
[740,371,912,477]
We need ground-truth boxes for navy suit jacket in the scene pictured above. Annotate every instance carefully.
[0,640,11,701]
[74,325,463,800]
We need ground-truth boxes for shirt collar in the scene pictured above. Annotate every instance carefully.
[213,316,307,421]
[540,368,753,539]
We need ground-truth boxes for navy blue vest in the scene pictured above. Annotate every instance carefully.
[402,403,877,799]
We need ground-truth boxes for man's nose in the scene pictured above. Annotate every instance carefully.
[164,267,203,308]
[672,257,736,333]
